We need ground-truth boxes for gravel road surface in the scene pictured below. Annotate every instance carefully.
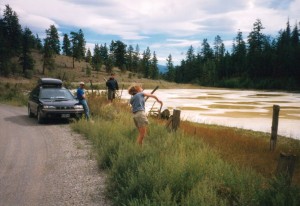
[0,104,110,206]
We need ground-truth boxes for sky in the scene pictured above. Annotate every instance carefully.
[1,0,300,65]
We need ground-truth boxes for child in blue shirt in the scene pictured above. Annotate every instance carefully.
[128,85,163,145]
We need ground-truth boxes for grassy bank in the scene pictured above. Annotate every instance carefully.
[70,94,300,205]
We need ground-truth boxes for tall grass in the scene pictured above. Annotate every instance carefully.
[0,82,31,106]
[70,94,300,205]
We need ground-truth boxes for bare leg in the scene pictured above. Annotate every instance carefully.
[137,126,147,145]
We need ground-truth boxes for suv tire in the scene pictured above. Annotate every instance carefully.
[37,108,45,124]
[28,105,34,118]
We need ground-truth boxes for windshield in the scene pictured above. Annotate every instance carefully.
[40,88,75,100]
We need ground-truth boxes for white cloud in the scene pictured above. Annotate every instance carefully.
[1,0,300,65]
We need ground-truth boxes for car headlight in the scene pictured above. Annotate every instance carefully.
[43,105,56,109]
[74,105,83,109]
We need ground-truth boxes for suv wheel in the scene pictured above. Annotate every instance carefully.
[28,105,34,118]
[37,108,44,124]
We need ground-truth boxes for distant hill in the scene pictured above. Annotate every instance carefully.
[158,64,167,73]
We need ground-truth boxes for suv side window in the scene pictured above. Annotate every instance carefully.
[30,87,40,99]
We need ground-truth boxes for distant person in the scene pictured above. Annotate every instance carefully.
[77,81,90,120]
[106,73,119,103]
[128,85,163,145]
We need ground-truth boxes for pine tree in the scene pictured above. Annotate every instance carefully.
[126,45,134,71]
[232,31,246,76]
[92,44,101,71]
[62,33,72,56]
[99,43,108,66]
[151,51,159,79]
[85,48,92,64]
[19,27,35,77]
[247,19,265,78]
[166,54,175,82]
[0,5,22,76]
[141,47,151,78]
[132,44,140,73]
[70,29,86,68]
[110,40,127,71]
[45,25,60,55]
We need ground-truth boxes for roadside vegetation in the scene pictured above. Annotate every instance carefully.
[70,93,300,206]
[0,82,32,106]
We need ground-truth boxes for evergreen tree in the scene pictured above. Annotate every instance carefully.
[141,47,151,78]
[0,5,22,76]
[45,25,60,55]
[110,40,127,71]
[291,22,300,85]
[126,45,134,71]
[2,5,22,57]
[99,43,109,66]
[85,48,92,64]
[213,35,225,81]
[213,35,225,61]
[200,39,213,62]
[92,44,101,71]
[70,29,86,68]
[247,19,265,78]
[19,27,35,77]
[151,51,159,79]
[44,39,55,71]
[132,44,140,73]
[184,45,196,82]
[34,34,43,51]
[232,31,246,76]
[42,37,55,74]
[62,33,72,56]
[166,54,175,82]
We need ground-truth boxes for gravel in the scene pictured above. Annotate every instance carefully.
[40,126,111,206]
[0,104,111,206]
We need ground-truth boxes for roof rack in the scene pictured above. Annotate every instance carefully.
[38,78,62,88]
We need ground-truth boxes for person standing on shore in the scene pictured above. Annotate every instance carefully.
[128,85,163,145]
[77,82,90,120]
[106,73,119,103]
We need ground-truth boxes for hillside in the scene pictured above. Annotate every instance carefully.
[1,51,197,90]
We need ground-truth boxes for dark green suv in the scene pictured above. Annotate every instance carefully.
[28,78,84,123]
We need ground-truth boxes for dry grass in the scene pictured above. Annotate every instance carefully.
[176,120,300,186]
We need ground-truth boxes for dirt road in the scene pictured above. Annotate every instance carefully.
[0,104,110,206]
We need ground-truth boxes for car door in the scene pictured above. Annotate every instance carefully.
[29,87,40,115]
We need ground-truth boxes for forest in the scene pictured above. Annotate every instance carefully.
[0,4,299,90]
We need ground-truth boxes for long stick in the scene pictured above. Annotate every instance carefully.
[145,85,159,102]
[119,84,124,99]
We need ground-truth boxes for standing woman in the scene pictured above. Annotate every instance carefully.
[128,85,163,145]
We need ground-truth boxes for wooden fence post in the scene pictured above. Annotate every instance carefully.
[171,109,181,131]
[276,152,297,185]
[270,105,280,151]
[90,79,94,94]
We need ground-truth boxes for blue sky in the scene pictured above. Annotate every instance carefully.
[1,0,299,65]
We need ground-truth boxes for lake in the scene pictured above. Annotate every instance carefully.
[120,88,300,140]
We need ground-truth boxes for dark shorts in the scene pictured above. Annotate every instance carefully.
[108,90,115,100]
[133,111,149,128]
